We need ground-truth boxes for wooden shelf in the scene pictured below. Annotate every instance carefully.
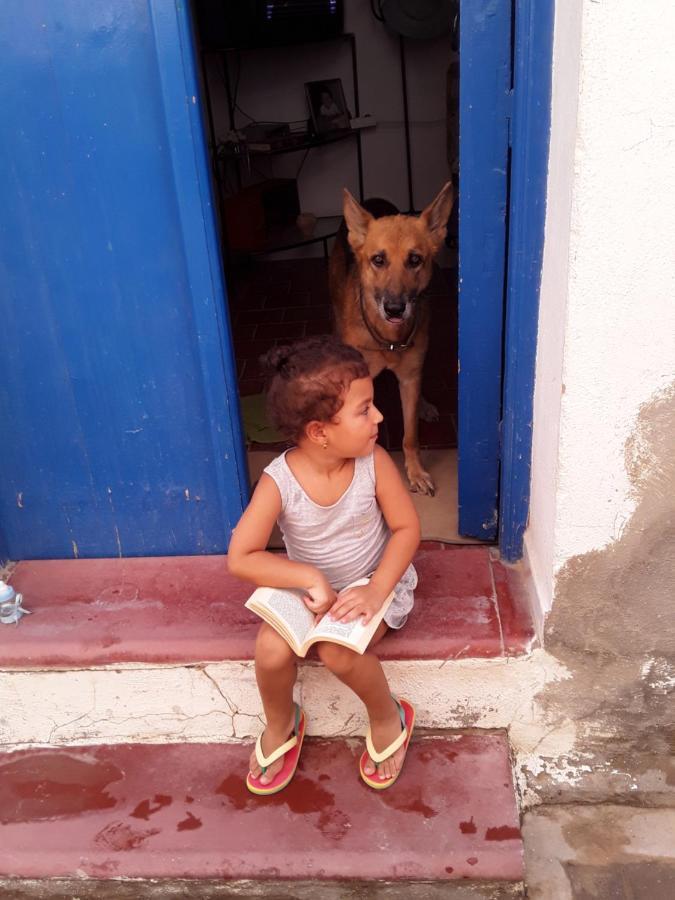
[221,128,357,159]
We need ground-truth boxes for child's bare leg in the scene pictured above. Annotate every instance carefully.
[316,623,404,780]
[250,623,298,785]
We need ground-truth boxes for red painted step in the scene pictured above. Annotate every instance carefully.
[1,547,534,668]
[0,733,523,882]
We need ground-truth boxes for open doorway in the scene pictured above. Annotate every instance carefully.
[192,0,483,546]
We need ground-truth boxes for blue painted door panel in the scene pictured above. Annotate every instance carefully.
[458,0,512,539]
[0,1,247,559]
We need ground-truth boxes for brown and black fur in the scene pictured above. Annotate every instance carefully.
[330,183,455,495]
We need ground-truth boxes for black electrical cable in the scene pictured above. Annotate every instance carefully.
[370,0,385,23]
[295,147,311,179]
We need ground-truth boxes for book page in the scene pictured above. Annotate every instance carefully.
[259,589,316,647]
[307,584,395,653]
[309,613,369,648]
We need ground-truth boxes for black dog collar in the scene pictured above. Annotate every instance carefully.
[357,289,419,352]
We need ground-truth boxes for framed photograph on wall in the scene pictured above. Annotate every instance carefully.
[305,78,350,135]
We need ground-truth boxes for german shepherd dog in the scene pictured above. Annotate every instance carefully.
[330,183,455,495]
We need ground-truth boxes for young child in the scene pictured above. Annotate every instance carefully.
[228,335,420,795]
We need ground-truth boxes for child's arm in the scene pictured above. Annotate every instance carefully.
[227,473,336,614]
[329,445,421,623]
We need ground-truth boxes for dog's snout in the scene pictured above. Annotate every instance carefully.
[384,299,406,316]
[380,290,411,319]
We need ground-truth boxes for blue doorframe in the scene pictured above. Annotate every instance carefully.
[459,0,553,557]
[499,0,554,561]
[457,1,512,540]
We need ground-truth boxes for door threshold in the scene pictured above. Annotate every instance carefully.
[2,546,535,669]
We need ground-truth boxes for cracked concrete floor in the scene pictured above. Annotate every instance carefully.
[523,804,675,899]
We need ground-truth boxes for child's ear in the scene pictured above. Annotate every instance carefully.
[305,420,327,448]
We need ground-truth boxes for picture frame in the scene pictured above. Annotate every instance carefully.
[305,78,350,135]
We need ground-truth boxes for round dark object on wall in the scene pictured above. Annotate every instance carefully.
[380,0,454,40]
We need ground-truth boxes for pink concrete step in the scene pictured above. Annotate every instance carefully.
[0,733,523,882]
[1,546,534,668]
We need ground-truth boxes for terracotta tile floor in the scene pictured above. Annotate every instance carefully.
[227,259,458,450]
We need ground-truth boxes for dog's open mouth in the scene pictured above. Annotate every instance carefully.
[380,294,412,325]
[383,306,407,324]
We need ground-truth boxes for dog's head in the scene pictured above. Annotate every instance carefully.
[343,182,454,327]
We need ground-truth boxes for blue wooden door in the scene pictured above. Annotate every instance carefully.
[458,1,512,540]
[0,1,247,560]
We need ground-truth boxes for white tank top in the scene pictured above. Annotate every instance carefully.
[263,450,416,629]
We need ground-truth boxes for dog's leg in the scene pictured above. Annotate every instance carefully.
[398,372,435,496]
[418,395,439,422]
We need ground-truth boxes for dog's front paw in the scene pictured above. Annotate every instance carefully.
[407,465,435,497]
[418,396,439,423]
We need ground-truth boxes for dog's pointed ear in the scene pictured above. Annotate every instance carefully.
[343,189,373,252]
[420,181,455,250]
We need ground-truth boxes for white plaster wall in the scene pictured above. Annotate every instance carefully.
[527,0,675,611]
[525,1,583,613]
[0,655,562,747]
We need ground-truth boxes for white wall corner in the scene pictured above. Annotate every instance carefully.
[525,0,584,618]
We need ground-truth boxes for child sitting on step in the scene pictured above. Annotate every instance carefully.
[228,335,420,796]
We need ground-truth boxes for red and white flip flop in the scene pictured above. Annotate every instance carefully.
[359,697,415,790]
[246,703,306,796]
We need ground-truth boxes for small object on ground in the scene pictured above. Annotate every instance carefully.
[0,580,31,625]
[240,393,283,445]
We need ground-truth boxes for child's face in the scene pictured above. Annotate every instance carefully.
[324,377,383,457]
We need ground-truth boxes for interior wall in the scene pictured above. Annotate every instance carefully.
[202,0,453,222]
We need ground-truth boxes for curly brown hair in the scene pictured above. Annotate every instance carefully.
[260,335,370,442]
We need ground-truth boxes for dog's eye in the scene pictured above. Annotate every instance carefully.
[371,254,386,268]
[407,253,423,268]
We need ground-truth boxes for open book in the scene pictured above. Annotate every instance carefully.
[245,577,394,657]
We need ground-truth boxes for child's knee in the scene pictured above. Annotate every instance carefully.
[255,624,296,672]
[316,641,357,676]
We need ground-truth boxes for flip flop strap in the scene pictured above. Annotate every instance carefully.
[365,699,408,764]
[255,704,302,772]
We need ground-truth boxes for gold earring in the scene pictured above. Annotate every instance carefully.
[322,440,328,450]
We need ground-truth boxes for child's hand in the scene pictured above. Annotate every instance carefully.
[302,573,337,616]
[329,583,386,625]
